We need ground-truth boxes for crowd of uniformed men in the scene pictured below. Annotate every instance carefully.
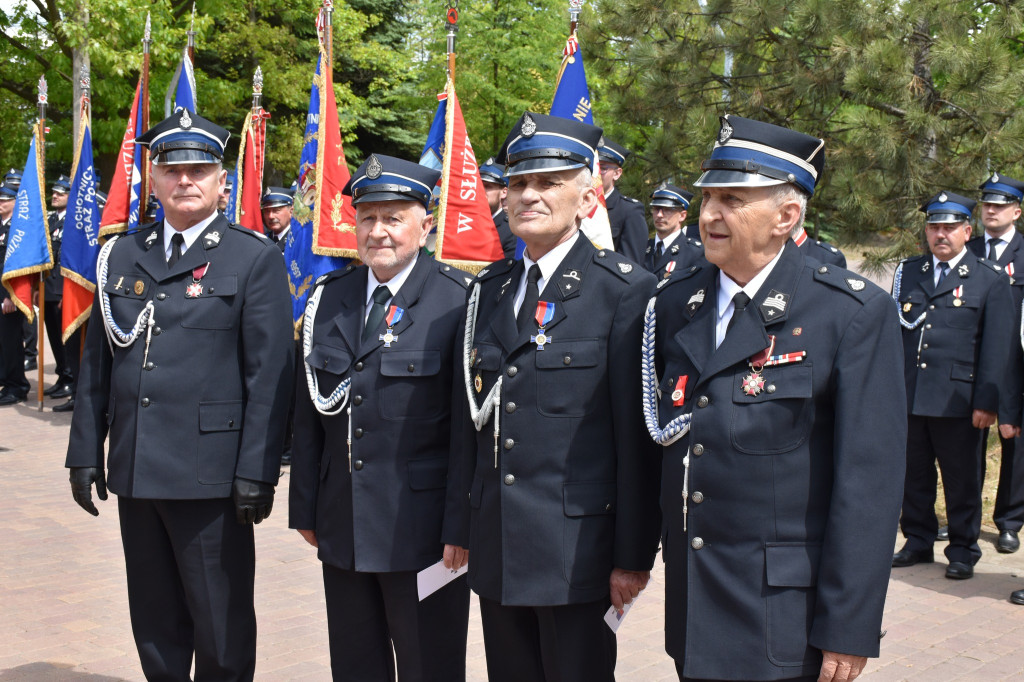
[0,100,1018,682]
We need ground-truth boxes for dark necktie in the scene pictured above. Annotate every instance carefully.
[363,285,392,343]
[988,238,1002,261]
[727,291,751,335]
[936,261,949,287]
[655,241,664,260]
[168,232,184,268]
[517,264,542,333]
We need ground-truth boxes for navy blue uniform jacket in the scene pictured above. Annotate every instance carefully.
[644,235,706,278]
[895,252,1014,421]
[605,190,648,264]
[289,256,470,572]
[65,216,295,498]
[653,242,906,679]
[448,235,661,606]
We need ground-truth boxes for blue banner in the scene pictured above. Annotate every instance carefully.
[550,40,595,125]
[1,127,51,318]
[174,51,198,114]
[284,52,348,329]
[61,119,100,286]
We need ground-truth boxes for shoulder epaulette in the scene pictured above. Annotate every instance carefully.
[811,262,876,302]
[229,223,270,241]
[654,261,705,293]
[813,240,841,254]
[315,263,358,289]
[437,262,472,289]
[473,258,515,283]
[593,248,644,282]
[977,257,1003,273]
[623,195,641,205]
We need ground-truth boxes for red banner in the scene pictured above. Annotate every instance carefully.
[434,80,504,271]
[233,108,270,232]
[99,77,148,237]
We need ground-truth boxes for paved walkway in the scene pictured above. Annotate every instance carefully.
[1,361,1022,681]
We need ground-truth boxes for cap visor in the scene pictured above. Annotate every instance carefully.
[925,213,970,224]
[505,158,588,177]
[351,191,428,207]
[692,169,787,188]
[152,149,222,165]
[981,193,1017,204]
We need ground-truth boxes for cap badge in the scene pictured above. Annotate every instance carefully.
[179,109,193,130]
[485,157,495,166]
[718,120,734,144]
[366,154,383,180]
[521,113,537,137]
[939,193,948,203]
[992,173,1000,183]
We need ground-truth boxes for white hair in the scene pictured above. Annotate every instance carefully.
[768,184,809,236]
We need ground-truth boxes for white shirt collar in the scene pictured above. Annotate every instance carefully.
[270,225,290,242]
[717,246,786,322]
[604,186,617,201]
[365,254,419,308]
[655,230,681,251]
[516,231,580,314]
[163,211,219,259]
[985,226,1015,242]
[932,247,968,277]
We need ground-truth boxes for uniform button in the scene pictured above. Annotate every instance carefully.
[767,384,776,394]
[598,250,607,258]
[152,326,161,335]
[228,420,235,427]
[209,287,215,293]
[563,356,572,365]
[140,398,150,407]
[354,428,364,438]
[692,443,704,456]
[504,474,515,486]
[697,396,709,408]
[353,460,364,471]
[691,537,704,550]
[504,438,514,450]
[692,491,704,503]
[156,292,166,300]
[354,362,364,371]
[407,364,416,372]
[925,324,932,330]
[818,266,827,274]
[920,363,927,369]
[929,305,936,310]
[605,503,612,511]
[352,395,363,406]
[507,366,518,377]
[505,402,516,414]
[922,344,929,349]
[144,362,154,370]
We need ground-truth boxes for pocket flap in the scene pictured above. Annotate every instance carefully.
[946,294,979,309]
[199,400,243,432]
[407,457,448,490]
[380,350,441,377]
[536,339,601,369]
[103,273,150,298]
[951,363,975,382]
[734,364,813,403]
[472,343,502,371]
[765,542,821,587]
[197,275,237,298]
[305,344,352,375]
[563,481,616,517]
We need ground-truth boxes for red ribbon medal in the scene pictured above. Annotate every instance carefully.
[741,335,776,396]
[186,263,210,298]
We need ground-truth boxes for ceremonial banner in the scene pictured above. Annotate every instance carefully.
[231,108,270,232]
[1,125,52,321]
[60,116,101,339]
[431,80,504,272]
[308,47,356,256]
[550,32,614,251]
[284,43,348,333]
[99,76,148,237]
[173,48,198,114]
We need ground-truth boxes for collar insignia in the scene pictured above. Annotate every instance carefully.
[958,263,969,277]
[203,230,221,248]
[759,289,789,320]
[686,288,705,316]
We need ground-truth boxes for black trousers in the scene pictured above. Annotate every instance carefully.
[978,428,1024,532]
[676,669,817,682]
[321,564,469,682]
[42,299,72,384]
[478,596,616,682]
[901,415,983,564]
[0,307,28,396]
[118,497,256,682]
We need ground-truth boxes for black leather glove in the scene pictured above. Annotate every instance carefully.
[70,467,108,516]
[232,477,275,525]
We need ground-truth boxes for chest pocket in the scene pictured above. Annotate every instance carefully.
[103,273,153,327]
[535,339,602,418]
[469,342,503,396]
[306,344,352,396]
[731,363,814,455]
[943,293,980,329]
[181,275,237,330]
[379,349,445,421]
[898,290,925,317]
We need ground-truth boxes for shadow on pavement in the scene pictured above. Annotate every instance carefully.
[0,663,129,681]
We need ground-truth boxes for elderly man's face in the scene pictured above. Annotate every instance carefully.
[652,206,686,238]
[151,163,226,229]
[925,221,972,262]
[699,185,796,286]
[507,168,596,260]
[355,200,431,283]
[262,205,292,235]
